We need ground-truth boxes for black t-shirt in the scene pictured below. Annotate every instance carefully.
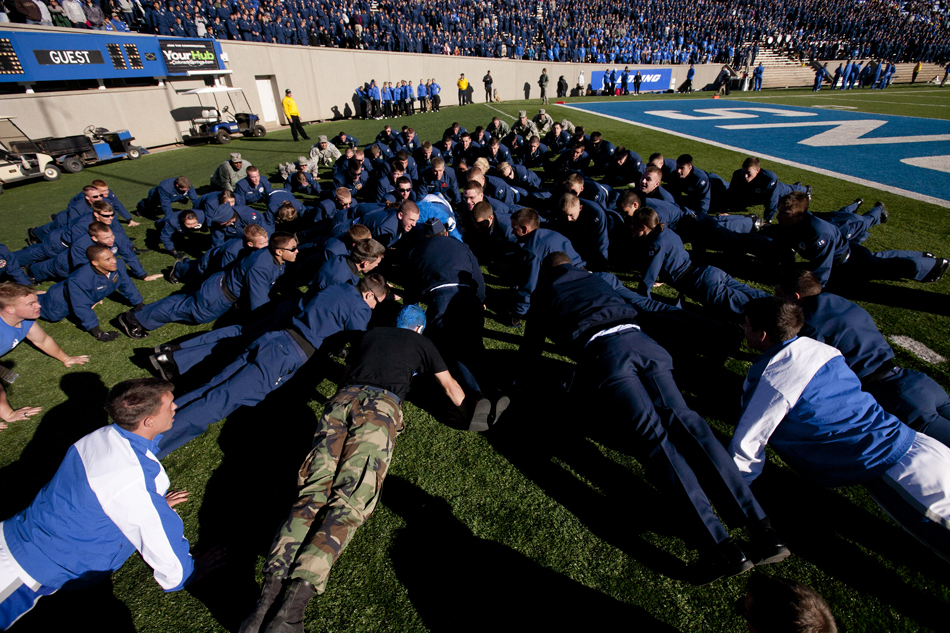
[342,327,447,400]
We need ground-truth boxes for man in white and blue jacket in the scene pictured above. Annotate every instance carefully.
[0,378,200,628]
[731,297,950,562]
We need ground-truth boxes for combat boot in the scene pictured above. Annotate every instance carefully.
[261,578,316,633]
[237,573,284,633]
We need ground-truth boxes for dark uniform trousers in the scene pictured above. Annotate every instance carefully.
[582,328,768,547]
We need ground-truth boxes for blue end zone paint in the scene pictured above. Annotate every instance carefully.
[566,99,950,207]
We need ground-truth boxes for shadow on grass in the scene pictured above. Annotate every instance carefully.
[831,281,950,317]
[384,476,682,632]
[752,465,950,630]
[0,372,109,518]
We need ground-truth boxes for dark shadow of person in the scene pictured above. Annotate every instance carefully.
[384,476,682,632]
[0,372,135,630]
[13,576,136,632]
[0,372,109,518]
[523,82,531,99]
[749,463,950,630]
[182,353,344,631]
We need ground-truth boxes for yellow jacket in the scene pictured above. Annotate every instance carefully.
[457,77,469,90]
[282,96,299,118]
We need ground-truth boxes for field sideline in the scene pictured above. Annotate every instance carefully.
[1,84,949,632]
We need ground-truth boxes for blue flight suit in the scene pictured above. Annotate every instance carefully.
[482,144,512,168]
[443,125,468,144]
[451,143,479,168]
[65,189,133,222]
[156,212,202,252]
[392,132,420,154]
[464,209,518,264]
[265,192,305,232]
[360,209,405,247]
[512,228,584,316]
[483,174,518,208]
[587,139,616,173]
[19,226,69,262]
[408,235,487,397]
[644,185,676,205]
[411,147,443,171]
[522,264,769,549]
[308,254,359,299]
[39,264,142,333]
[234,176,275,206]
[285,171,321,196]
[416,166,461,205]
[332,169,371,199]
[210,203,267,249]
[727,168,808,222]
[139,178,198,216]
[554,200,611,267]
[812,200,883,243]
[778,213,936,286]
[639,228,767,317]
[543,129,571,154]
[333,134,359,149]
[514,142,549,168]
[175,238,249,285]
[604,150,643,187]
[668,167,719,217]
[133,248,284,331]
[798,292,950,447]
[157,283,372,458]
[506,164,542,195]
[0,245,31,285]
[549,149,591,178]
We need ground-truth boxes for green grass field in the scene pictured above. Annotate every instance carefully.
[1,84,949,632]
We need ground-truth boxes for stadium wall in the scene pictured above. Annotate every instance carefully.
[0,24,938,149]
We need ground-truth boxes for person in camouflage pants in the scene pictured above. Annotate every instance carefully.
[239,306,465,633]
[264,385,403,589]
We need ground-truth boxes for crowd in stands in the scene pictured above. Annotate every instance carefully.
[2,0,948,64]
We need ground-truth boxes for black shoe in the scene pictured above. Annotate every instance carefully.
[805,184,812,200]
[237,574,285,633]
[468,397,492,433]
[166,262,182,284]
[26,228,39,245]
[117,312,149,339]
[922,257,949,283]
[696,539,754,585]
[750,214,766,233]
[149,353,178,381]
[48,213,56,222]
[873,201,887,224]
[853,198,864,209]
[749,525,791,566]
[154,342,180,354]
[261,578,315,633]
[496,313,522,328]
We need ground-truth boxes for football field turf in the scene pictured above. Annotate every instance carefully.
[1,84,949,632]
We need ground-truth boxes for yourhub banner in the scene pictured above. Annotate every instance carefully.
[0,30,223,82]
[590,69,673,93]
[159,39,219,73]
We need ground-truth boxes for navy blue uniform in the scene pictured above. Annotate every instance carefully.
[639,228,767,317]
[778,213,936,286]
[156,212,202,252]
[482,175,518,208]
[332,169,371,199]
[512,228,585,316]
[554,200,610,267]
[234,176,275,206]
[39,264,142,333]
[15,229,69,265]
[514,142,549,168]
[139,178,198,216]
[134,248,284,331]
[727,168,807,222]
[799,292,950,447]
[175,238,249,285]
[360,209,406,247]
[408,235,487,396]
[158,283,372,458]
[604,150,644,187]
[522,264,768,549]
[416,166,461,205]
[0,244,32,286]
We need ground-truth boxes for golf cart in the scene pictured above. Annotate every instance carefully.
[31,126,147,174]
[179,86,267,145]
[0,116,61,194]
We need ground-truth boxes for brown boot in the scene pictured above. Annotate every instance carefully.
[237,573,284,633]
[261,578,316,633]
